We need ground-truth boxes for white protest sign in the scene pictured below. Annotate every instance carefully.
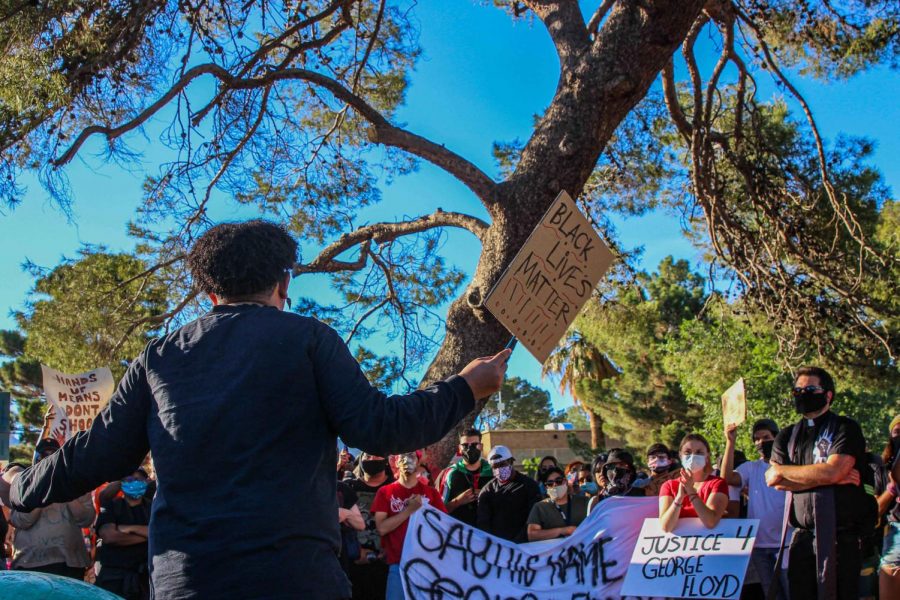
[484,190,614,363]
[721,378,746,428]
[401,495,661,600]
[41,364,115,442]
[621,518,758,599]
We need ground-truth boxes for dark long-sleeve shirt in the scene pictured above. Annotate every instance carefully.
[11,304,475,599]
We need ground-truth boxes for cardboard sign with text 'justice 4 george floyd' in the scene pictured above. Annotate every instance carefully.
[484,191,614,363]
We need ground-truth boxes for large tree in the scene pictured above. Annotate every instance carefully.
[1,1,897,468]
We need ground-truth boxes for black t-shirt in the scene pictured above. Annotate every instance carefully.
[444,462,493,527]
[476,471,542,543]
[771,411,868,531]
[96,496,151,571]
[344,477,391,554]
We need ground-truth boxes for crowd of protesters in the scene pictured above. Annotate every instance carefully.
[0,365,894,600]
[0,220,892,600]
[333,366,898,600]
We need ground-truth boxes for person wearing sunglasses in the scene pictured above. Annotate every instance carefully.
[526,466,589,541]
[588,449,644,514]
[443,428,493,528]
[766,366,874,600]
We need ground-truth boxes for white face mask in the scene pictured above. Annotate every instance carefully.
[681,454,707,472]
[547,485,567,501]
[398,454,418,474]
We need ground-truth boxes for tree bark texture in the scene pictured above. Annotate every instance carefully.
[588,409,606,450]
[420,1,707,470]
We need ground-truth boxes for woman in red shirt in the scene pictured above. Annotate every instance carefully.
[659,433,729,532]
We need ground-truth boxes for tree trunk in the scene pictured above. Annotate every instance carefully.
[420,1,707,470]
[588,409,606,450]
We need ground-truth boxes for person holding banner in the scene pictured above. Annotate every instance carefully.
[527,466,589,541]
[372,451,446,600]
[7,220,510,600]
[659,433,729,532]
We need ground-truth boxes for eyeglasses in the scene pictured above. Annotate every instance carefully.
[792,385,825,396]
[545,478,566,487]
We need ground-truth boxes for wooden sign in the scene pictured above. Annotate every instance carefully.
[721,378,746,428]
[484,191,614,363]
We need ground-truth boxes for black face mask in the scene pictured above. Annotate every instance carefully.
[361,460,386,476]
[462,446,481,465]
[759,440,775,461]
[793,391,828,415]
[604,466,633,495]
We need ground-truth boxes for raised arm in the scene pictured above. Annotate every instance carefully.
[720,424,743,488]
[10,353,152,512]
[313,324,507,455]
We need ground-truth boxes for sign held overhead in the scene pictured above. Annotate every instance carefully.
[484,190,615,363]
[721,378,746,429]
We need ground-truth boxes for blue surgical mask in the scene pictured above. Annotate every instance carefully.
[580,482,599,495]
[122,480,148,498]
[681,454,707,472]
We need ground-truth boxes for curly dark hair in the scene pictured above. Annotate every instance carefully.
[188,220,298,298]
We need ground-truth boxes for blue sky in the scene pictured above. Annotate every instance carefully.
[1,2,898,415]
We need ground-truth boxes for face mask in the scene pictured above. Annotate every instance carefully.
[681,454,706,472]
[547,485,567,501]
[492,465,512,482]
[462,446,481,465]
[398,455,418,474]
[793,391,828,415]
[361,460,386,476]
[580,482,598,495]
[648,456,670,474]
[759,440,775,461]
[604,467,633,495]
[122,480,148,499]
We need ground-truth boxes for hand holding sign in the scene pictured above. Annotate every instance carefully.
[459,348,512,400]
[484,191,614,363]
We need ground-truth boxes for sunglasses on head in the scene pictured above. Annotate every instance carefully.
[545,478,566,487]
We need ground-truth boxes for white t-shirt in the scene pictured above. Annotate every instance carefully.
[735,459,789,548]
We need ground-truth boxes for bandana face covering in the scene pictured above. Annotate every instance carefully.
[492,465,512,482]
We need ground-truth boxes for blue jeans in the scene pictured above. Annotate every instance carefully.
[883,522,900,572]
[386,563,404,600]
[751,547,789,600]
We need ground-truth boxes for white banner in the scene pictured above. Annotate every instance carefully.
[621,518,758,599]
[400,496,661,600]
[41,364,115,442]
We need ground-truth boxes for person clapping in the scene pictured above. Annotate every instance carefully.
[658,433,729,532]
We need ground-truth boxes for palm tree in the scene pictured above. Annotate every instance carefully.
[542,330,619,449]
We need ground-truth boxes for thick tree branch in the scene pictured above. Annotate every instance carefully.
[523,1,590,68]
[54,63,497,205]
[292,210,489,276]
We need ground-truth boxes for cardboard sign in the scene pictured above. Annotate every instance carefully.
[721,378,746,428]
[41,365,115,442]
[484,191,614,363]
[401,496,662,599]
[621,518,758,599]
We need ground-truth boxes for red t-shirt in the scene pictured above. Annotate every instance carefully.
[371,480,446,564]
[660,475,729,518]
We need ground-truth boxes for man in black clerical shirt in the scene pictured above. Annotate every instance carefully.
[5,220,509,599]
[767,366,875,599]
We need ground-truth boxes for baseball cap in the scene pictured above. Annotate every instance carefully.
[487,445,513,464]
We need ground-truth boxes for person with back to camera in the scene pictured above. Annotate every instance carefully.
[2,219,510,599]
